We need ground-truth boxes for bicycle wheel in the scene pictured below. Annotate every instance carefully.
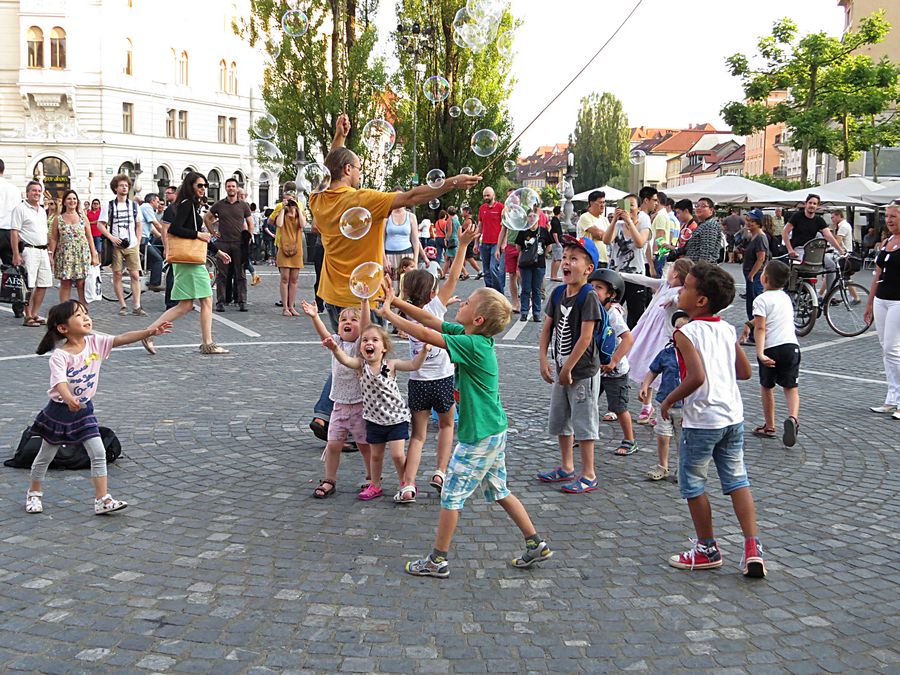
[824,282,871,337]
[205,255,218,290]
[792,281,818,337]
[100,269,133,302]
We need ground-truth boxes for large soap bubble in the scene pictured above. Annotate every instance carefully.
[426,169,445,189]
[470,129,499,157]
[463,97,484,117]
[467,0,506,21]
[281,9,309,37]
[629,149,647,166]
[503,187,541,231]
[496,31,514,60]
[248,139,284,174]
[339,206,373,240]
[503,159,517,173]
[250,112,278,140]
[423,75,450,103]
[349,262,384,299]
[301,162,330,195]
[460,166,474,175]
[428,198,441,210]
[449,105,462,118]
[452,7,495,53]
[360,118,396,156]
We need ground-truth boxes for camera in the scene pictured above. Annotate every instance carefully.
[118,238,130,249]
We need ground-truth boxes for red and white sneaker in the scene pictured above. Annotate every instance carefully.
[741,538,767,578]
[637,407,654,425]
[668,539,723,570]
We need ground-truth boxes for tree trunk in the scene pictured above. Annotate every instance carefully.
[801,66,817,185]
[872,145,880,181]
[800,141,810,185]
[842,114,851,179]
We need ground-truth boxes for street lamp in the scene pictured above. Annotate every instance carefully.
[396,21,434,188]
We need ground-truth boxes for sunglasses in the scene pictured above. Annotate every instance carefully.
[196,183,208,188]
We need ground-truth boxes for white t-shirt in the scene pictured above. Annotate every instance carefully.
[424,260,441,278]
[9,201,48,246]
[577,211,610,264]
[752,290,798,349]
[103,199,138,246]
[835,220,852,252]
[329,335,362,404]
[678,318,743,429]
[409,296,454,381]
[418,218,432,239]
[604,303,630,377]
[609,211,651,274]
[0,177,21,229]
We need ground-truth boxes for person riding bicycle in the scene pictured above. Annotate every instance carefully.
[782,194,847,299]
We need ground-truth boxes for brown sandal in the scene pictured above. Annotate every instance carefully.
[752,425,776,438]
[22,317,41,327]
[313,479,336,499]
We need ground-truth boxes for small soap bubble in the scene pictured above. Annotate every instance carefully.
[423,75,450,103]
[281,9,309,37]
[426,169,446,189]
[360,118,396,155]
[460,166,474,175]
[470,129,499,157]
[503,187,541,231]
[250,112,278,140]
[463,97,484,117]
[428,198,440,210]
[449,105,462,118]
[349,262,384,299]
[248,140,283,174]
[339,206,373,241]
[301,162,330,195]
[503,159,517,173]
[629,149,646,166]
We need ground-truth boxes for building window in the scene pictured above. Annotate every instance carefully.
[219,60,227,92]
[178,110,188,139]
[228,117,237,144]
[165,109,175,138]
[122,102,134,134]
[217,115,226,143]
[228,62,237,94]
[124,38,133,75]
[49,27,66,69]
[178,51,189,85]
[27,27,44,68]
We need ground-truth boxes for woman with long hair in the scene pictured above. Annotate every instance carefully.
[143,172,232,355]
[48,190,99,305]
[275,198,305,316]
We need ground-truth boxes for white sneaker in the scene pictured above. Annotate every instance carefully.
[94,494,128,515]
[870,404,898,414]
[893,411,900,421]
[25,491,43,514]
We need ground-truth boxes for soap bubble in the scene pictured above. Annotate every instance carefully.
[423,75,450,104]
[467,0,506,21]
[460,166,474,175]
[250,112,278,140]
[281,9,309,37]
[470,129,499,157]
[360,118,396,156]
[503,159,517,173]
[629,149,646,166]
[426,169,445,189]
[503,187,541,231]
[349,262,384,299]
[449,105,462,118]
[463,97,484,117]
[248,140,284,174]
[300,162,330,194]
[258,34,282,61]
[496,31,513,60]
[557,180,570,197]
[339,206,373,240]
[452,7,496,53]
[287,0,299,7]
[428,198,440,210]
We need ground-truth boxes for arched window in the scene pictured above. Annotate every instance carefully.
[219,60,227,92]
[27,27,44,69]
[178,50,189,85]
[50,27,66,69]
[171,48,177,82]
[124,38,133,75]
[207,169,221,202]
[228,61,237,94]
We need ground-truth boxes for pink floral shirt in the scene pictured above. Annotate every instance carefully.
[48,333,115,404]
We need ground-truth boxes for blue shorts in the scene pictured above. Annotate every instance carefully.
[678,423,750,499]
[365,420,409,445]
[441,431,511,510]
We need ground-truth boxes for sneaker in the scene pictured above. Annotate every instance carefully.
[870,404,898,414]
[25,490,43,514]
[358,484,383,501]
[94,494,128,515]
[511,540,554,568]
[519,314,527,322]
[215,303,226,312]
[405,555,449,578]
[668,539,723,570]
[741,538,767,578]
[132,307,147,317]
[637,407,654,425]
[251,273,261,286]
[118,306,128,316]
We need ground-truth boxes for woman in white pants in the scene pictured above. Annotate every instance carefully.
[865,202,900,418]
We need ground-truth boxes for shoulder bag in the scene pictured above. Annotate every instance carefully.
[165,202,208,264]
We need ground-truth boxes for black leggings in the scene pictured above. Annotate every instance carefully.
[622,281,651,330]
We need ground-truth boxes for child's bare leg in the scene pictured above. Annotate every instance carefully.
[558,435,575,473]
[657,435,671,469]
[687,493,715,540]
[323,440,343,482]
[619,411,635,440]
[358,443,372,482]
[496,494,538,537]
[784,386,800,420]
[435,407,455,473]
[405,410,429,485]
[434,508,460,552]
[729,486,759,538]
[388,439,406,483]
[369,444,385,488]
[578,440,595,480]
[761,386,776,429]
[90,476,108,500]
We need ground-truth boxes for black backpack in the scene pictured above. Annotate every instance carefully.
[4,426,122,470]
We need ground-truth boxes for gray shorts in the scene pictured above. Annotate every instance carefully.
[551,243,563,261]
[600,375,630,414]
[548,371,601,440]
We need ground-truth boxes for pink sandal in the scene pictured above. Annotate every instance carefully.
[358,484,383,501]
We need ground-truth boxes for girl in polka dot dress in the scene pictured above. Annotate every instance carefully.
[324,325,428,501]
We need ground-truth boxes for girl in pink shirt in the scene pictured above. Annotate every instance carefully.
[25,300,170,516]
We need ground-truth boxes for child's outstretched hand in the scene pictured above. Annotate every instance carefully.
[446,295,460,306]
[322,336,338,351]
[459,219,481,246]
[148,321,173,337]
[638,384,650,404]
[300,300,318,318]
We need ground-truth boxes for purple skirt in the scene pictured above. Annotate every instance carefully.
[31,400,100,445]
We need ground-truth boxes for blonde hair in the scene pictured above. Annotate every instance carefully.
[471,288,512,336]
[361,324,394,358]
[338,307,361,322]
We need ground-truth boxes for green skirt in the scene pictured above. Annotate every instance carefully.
[171,262,212,300]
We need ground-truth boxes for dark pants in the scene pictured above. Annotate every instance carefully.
[312,238,325,312]
[215,240,245,305]
[623,281,651,330]
[480,243,505,293]
[0,229,26,317]
[744,271,763,338]
[164,263,177,309]
[141,237,164,287]
[519,265,545,318]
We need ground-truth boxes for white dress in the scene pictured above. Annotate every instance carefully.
[620,273,682,388]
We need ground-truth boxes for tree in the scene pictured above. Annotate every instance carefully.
[540,185,560,207]
[571,92,629,193]
[721,12,892,184]
[745,173,810,192]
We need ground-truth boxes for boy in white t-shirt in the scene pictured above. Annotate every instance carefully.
[740,260,801,447]
[660,262,766,578]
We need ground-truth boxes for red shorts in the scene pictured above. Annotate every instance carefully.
[504,246,519,273]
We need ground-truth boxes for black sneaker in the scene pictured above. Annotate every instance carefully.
[215,303,226,312]
[405,555,449,578]
[519,314,527,322]
[238,303,248,312]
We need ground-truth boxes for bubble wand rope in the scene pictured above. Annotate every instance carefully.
[479,0,646,176]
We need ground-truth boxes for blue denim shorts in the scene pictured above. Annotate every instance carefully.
[678,423,750,499]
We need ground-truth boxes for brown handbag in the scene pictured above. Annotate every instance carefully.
[165,204,208,264]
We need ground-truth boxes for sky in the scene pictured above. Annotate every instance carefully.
[374,0,848,154]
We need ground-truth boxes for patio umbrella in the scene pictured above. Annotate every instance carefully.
[863,181,900,205]
[571,185,628,202]
[819,175,883,201]
[777,186,871,207]
[662,176,791,205]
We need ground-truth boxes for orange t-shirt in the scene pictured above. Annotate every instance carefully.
[433,218,448,238]
[309,186,396,308]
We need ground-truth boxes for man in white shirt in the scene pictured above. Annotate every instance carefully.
[831,210,853,252]
[603,188,653,328]
[98,174,145,316]
[139,193,164,291]
[10,180,51,325]
[576,190,610,268]
[0,159,26,317]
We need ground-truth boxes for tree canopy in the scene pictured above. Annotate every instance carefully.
[571,92,629,194]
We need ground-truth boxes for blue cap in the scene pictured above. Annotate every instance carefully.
[746,208,764,222]
[562,235,599,269]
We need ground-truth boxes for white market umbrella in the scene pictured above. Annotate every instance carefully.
[777,186,871,208]
[663,175,791,205]
[819,175,883,201]
[863,181,900,205]
[571,185,628,202]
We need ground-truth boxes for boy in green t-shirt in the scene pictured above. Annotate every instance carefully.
[380,280,552,578]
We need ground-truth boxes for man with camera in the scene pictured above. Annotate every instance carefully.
[98,174,145,316]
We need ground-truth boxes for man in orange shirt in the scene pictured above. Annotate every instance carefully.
[308,113,481,442]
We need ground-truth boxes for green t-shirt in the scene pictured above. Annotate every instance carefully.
[442,321,507,444]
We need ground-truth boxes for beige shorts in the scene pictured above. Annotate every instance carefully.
[112,244,141,272]
[22,247,53,288]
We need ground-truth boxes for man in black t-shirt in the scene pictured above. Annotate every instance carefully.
[160,186,178,309]
[549,205,564,280]
[783,194,847,296]
[209,178,253,311]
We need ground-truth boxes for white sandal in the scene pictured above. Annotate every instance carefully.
[25,491,43,514]
[429,470,445,491]
[393,484,417,504]
[94,493,128,515]
[602,412,618,422]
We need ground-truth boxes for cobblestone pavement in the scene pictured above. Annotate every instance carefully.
[0,265,897,674]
